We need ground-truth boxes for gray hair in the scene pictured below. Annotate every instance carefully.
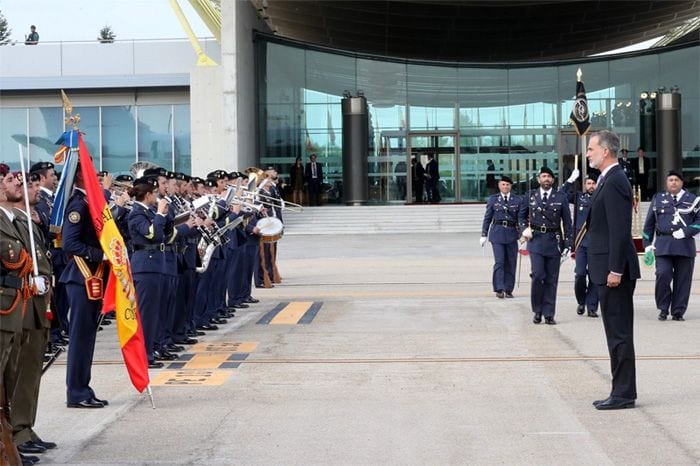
[591,129,620,156]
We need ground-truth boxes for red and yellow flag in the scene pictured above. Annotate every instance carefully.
[76,134,149,393]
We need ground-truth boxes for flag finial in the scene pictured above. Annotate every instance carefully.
[576,68,582,83]
[61,89,81,129]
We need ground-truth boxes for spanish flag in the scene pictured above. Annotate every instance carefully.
[76,133,149,393]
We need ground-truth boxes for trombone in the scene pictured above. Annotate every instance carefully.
[226,184,303,213]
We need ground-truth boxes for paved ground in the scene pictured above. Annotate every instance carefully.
[35,233,700,465]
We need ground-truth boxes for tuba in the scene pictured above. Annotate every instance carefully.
[129,161,160,179]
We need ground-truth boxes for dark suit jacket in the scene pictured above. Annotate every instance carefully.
[425,159,439,183]
[586,164,641,285]
[305,162,323,184]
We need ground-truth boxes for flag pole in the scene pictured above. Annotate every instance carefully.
[576,68,588,188]
[146,385,156,409]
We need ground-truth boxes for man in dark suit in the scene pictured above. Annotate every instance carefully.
[585,129,641,410]
[635,147,652,200]
[411,157,424,203]
[305,154,323,206]
[424,154,440,203]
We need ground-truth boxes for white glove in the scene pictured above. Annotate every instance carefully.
[479,236,488,247]
[644,245,655,253]
[672,229,686,239]
[567,168,580,184]
[29,275,48,296]
[561,247,571,257]
[521,227,532,240]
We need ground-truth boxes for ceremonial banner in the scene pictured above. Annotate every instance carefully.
[569,78,591,136]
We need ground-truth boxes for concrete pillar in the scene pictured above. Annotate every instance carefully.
[190,66,223,177]
[342,96,369,205]
[655,90,682,188]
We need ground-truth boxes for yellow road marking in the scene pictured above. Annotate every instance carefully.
[183,353,232,369]
[190,342,258,353]
[150,370,233,386]
[270,301,313,324]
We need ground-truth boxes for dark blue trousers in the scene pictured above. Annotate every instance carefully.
[133,272,164,363]
[574,245,598,311]
[529,252,561,317]
[65,283,100,403]
[491,241,518,293]
[226,248,245,306]
[158,275,178,348]
[655,255,695,316]
[173,269,196,342]
[244,242,259,299]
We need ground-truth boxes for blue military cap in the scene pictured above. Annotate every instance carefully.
[666,170,683,180]
[191,177,204,185]
[115,174,134,183]
[500,175,513,185]
[204,178,217,188]
[143,167,167,178]
[30,161,55,173]
[29,172,41,182]
[539,166,554,177]
[133,176,159,189]
[97,170,109,177]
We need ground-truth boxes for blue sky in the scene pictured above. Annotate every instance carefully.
[0,0,211,42]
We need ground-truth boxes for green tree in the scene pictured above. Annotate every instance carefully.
[98,25,116,43]
[0,10,11,45]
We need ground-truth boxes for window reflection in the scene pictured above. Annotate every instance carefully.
[0,108,27,170]
[102,106,136,173]
[138,105,173,170]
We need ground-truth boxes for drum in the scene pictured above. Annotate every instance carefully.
[257,217,284,243]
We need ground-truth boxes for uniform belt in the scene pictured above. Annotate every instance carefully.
[531,224,559,233]
[493,220,516,227]
[656,230,673,236]
[0,275,24,290]
[133,243,178,253]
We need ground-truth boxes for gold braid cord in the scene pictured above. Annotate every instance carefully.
[0,249,33,316]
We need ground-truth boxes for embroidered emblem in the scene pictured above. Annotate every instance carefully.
[68,211,81,224]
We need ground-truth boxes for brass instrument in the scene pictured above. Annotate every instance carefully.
[129,161,160,179]
[225,184,303,213]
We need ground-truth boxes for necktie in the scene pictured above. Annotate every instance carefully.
[673,194,678,203]
[542,192,548,203]
[312,163,317,178]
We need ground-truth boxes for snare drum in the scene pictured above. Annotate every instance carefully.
[257,217,284,243]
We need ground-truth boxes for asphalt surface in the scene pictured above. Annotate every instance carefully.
[34,233,700,465]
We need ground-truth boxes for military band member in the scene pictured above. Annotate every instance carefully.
[8,172,57,455]
[643,170,700,321]
[520,166,573,325]
[60,168,110,408]
[480,175,522,298]
[561,170,600,317]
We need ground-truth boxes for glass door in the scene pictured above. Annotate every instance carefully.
[369,131,407,203]
[408,132,458,203]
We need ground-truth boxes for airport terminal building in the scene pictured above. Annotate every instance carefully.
[1,1,698,203]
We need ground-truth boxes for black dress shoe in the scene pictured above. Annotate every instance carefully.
[244,297,260,303]
[20,453,39,465]
[17,441,46,454]
[101,319,112,325]
[167,344,185,353]
[197,324,219,331]
[33,438,57,450]
[496,291,505,299]
[175,337,198,345]
[576,304,585,315]
[148,361,164,369]
[67,398,104,408]
[210,318,227,325]
[91,396,109,406]
[505,292,514,299]
[658,312,668,321]
[232,303,249,309]
[533,313,542,324]
[154,350,179,361]
[545,316,556,325]
[594,396,635,410]
[672,315,685,321]
[188,330,206,337]
[222,310,236,318]
[587,310,599,318]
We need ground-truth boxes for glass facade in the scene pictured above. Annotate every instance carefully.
[0,104,191,176]
[257,38,700,203]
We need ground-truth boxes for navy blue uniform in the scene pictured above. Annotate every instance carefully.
[643,190,700,318]
[127,201,168,364]
[481,193,522,294]
[59,189,107,405]
[520,188,573,319]
[561,181,599,313]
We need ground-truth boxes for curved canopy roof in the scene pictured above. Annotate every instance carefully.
[255,0,700,61]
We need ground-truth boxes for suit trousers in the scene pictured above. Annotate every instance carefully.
[655,255,695,316]
[9,327,48,444]
[529,252,561,317]
[491,241,517,293]
[65,283,100,403]
[599,277,637,399]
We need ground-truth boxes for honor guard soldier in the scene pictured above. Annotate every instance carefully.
[561,170,600,317]
[9,172,58,455]
[480,175,522,298]
[520,166,573,325]
[643,170,700,321]
[0,166,30,465]
[60,167,110,408]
